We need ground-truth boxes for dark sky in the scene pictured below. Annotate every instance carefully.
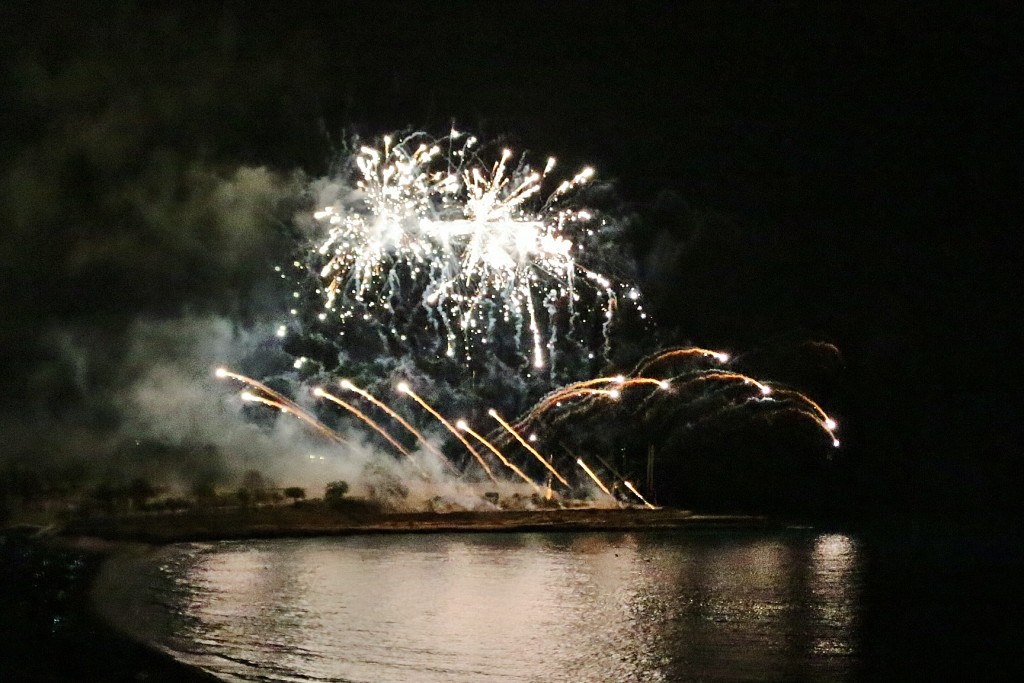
[1,1,1019,519]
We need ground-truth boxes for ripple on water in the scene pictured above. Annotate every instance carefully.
[110,530,862,683]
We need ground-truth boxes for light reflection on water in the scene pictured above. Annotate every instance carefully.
[130,530,861,682]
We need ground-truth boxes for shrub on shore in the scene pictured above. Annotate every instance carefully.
[324,481,349,509]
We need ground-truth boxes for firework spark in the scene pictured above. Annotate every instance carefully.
[694,370,774,397]
[765,387,840,444]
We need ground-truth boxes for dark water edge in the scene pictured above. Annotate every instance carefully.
[0,530,218,683]
[853,519,1024,681]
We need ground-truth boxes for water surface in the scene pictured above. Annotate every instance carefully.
[104,530,862,682]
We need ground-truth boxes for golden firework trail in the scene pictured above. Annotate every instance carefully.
[620,377,671,391]
[517,375,671,431]
[488,409,569,486]
[545,386,620,404]
[240,391,282,411]
[693,370,774,397]
[510,378,624,433]
[767,388,839,445]
[677,371,838,446]
[217,368,306,412]
[769,388,837,429]
[397,383,495,482]
[457,420,534,491]
[237,390,347,445]
[584,449,630,489]
[547,384,620,404]
[575,457,614,498]
[633,346,731,375]
[313,388,421,468]
[514,387,619,431]
[338,379,457,472]
[623,480,656,510]
[534,375,622,408]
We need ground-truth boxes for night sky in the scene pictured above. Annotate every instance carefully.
[1,1,1020,522]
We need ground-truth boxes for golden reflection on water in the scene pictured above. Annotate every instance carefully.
[149,531,861,683]
[811,534,860,657]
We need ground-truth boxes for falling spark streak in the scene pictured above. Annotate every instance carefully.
[661,371,840,441]
[623,480,656,509]
[339,379,457,472]
[397,383,495,481]
[488,409,569,486]
[220,368,346,443]
[515,357,729,432]
[237,390,348,445]
[528,374,665,415]
[314,388,422,470]
[645,372,838,447]
[457,420,534,490]
[689,375,840,447]
[506,349,839,455]
[575,457,614,498]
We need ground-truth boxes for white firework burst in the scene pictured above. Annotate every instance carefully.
[303,130,637,370]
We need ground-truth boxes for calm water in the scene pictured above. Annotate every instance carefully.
[100,530,863,682]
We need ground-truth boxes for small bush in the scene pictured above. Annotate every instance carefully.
[283,487,306,504]
[324,481,349,508]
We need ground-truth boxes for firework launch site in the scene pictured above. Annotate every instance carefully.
[2,132,847,537]
[61,501,769,545]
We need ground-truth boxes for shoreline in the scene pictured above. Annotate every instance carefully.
[62,505,775,544]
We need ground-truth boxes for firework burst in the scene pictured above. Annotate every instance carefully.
[290,130,643,375]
